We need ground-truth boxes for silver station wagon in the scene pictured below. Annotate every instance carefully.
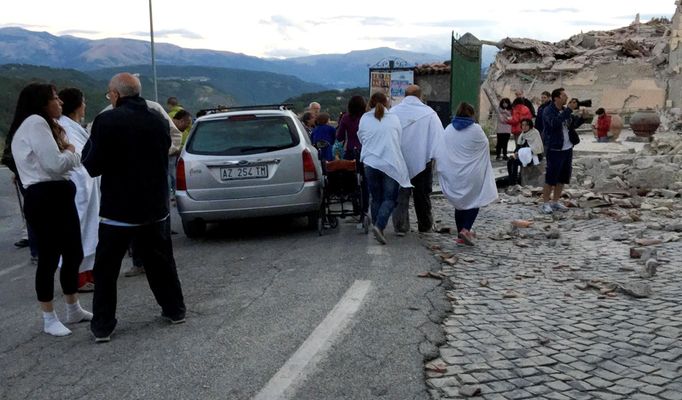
[175,105,323,237]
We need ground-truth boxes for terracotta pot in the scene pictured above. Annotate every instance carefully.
[630,109,660,138]
[609,114,623,140]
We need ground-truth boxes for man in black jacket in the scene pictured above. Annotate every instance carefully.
[83,72,186,343]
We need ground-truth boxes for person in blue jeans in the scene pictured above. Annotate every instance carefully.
[357,92,411,244]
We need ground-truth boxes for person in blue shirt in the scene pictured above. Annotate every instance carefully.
[311,112,336,161]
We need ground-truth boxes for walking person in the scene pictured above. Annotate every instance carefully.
[389,85,443,235]
[83,73,186,342]
[10,83,91,336]
[496,98,512,160]
[358,92,411,244]
[435,102,497,246]
[58,88,100,292]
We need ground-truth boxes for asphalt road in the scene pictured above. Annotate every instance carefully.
[0,166,449,400]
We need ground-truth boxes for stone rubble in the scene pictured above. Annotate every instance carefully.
[418,191,682,400]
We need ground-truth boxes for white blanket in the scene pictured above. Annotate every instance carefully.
[390,96,444,178]
[358,110,412,188]
[59,116,100,272]
[436,121,498,210]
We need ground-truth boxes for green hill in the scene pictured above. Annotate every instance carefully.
[282,87,368,119]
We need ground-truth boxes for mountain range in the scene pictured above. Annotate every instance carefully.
[0,27,455,88]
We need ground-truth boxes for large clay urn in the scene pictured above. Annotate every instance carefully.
[630,109,661,138]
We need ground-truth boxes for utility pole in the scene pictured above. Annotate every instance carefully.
[149,0,159,102]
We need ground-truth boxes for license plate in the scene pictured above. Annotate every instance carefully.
[220,165,268,180]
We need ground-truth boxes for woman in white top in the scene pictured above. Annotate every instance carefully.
[435,102,498,246]
[357,92,411,244]
[58,88,100,293]
[10,83,92,337]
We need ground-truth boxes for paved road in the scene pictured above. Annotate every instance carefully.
[0,166,449,400]
[424,193,682,400]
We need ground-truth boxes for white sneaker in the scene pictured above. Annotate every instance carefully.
[65,307,93,324]
[44,319,72,337]
[540,203,554,214]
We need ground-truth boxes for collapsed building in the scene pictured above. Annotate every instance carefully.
[480,14,676,118]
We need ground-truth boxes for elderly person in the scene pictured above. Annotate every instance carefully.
[435,102,497,246]
[307,102,321,118]
[507,118,544,185]
[83,73,186,342]
[390,85,443,234]
[57,88,100,293]
[358,92,411,244]
[10,83,91,336]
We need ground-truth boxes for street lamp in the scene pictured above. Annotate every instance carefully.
[149,0,159,102]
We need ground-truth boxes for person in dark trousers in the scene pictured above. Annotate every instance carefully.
[390,85,443,234]
[496,98,512,160]
[9,83,91,337]
[540,88,587,214]
[83,72,186,343]
[535,91,551,146]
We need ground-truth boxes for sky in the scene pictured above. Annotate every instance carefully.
[1,0,675,58]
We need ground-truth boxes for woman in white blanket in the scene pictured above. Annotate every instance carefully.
[436,102,498,246]
[58,88,99,292]
[357,92,411,244]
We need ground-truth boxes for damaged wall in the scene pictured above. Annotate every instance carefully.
[481,17,673,120]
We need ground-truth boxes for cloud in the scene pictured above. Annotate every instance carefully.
[328,16,397,26]
[127,29,203,39]
[361,34,450,57]
[0,22,47,30]
[525,8,580,13]
[416,19,496,28]
[263,47,311,58]
[58,29,101,36]
[259,15,302,37]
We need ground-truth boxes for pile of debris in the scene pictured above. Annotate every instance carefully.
[489,18,670,80]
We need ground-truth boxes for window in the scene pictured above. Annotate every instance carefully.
[187,115,300,155]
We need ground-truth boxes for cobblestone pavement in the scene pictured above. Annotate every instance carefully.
[420,193,682,400]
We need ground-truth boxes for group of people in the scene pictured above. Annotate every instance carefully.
[3,73,186,341]
[497,87,590,214]
[304,86,498,246]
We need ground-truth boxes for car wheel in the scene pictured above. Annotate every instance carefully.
[182,219,206,238]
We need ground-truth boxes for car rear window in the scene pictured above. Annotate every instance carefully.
[187,115,300,155]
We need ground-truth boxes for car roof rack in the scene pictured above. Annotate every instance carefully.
[198,104,294,116]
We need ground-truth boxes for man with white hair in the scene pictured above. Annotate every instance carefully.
[307,101,321,118]
[83,72,186,343]
[390,85,444,234]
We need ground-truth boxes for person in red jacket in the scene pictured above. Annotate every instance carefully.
[507,97,533,143]
[594,108,612,143]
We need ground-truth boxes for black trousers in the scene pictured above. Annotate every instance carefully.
[496,133,511,158]
[23,181,83,302]
[90,219,185,337]
[455,208,479,233]
[392,161,434,233]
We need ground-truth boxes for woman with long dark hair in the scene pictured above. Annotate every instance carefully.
[10,83,91,336]
[357,92,411,244]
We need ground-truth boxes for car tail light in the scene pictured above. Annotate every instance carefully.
[176,157,187,191]
[302,149,317,182]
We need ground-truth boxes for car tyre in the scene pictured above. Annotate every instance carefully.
[182,219,206,238]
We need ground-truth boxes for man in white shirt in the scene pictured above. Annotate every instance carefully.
[389,85,444,234]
